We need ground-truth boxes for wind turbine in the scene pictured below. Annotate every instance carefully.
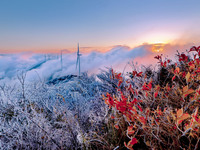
[60,50,68,70]
[76,43,82,76]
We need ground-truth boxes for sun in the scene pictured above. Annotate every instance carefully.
[152,43,165,53]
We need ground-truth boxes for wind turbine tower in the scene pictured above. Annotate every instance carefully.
[76,43,82,76]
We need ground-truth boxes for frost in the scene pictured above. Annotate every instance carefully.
[0,71,111,149]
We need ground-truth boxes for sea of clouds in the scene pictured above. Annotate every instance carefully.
[0,43,190,83]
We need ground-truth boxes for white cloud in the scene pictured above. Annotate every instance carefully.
[0,45,151,82]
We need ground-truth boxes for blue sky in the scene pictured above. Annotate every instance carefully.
[0,0,200,53]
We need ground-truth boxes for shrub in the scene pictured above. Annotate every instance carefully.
[0,73,106,149]
[103,46,200,150]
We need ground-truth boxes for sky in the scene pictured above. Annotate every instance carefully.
[1,0,200,53]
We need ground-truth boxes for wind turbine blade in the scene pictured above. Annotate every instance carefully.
[77,43,79,54]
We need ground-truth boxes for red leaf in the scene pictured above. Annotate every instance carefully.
[136,72,143,77]
[139,116,146,125]
[148,80,152,89]
[132,71,137,77]
[130,138,137,145]
[131,98,138,105]
[127,125,135,135]
[115,73,122,79]
[154,55,161,60]
[197,46,200,51]
[107,95,114,106]
[154,92,158,98]
[111,115,115,119]
[174,67,180,74]
[118,79,123,87]
[137,104,143,112]
[114,124,119,129]
[142,86,149,91]
[167,59,171,63]
[189,46,197,52]
[178,53,188,62]
[163,61,167,67]
[172,75,176,81]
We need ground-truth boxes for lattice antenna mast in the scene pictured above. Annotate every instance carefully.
[76,43,82,76]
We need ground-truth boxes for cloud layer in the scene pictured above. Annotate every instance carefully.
[0,45,152,82]
[0,43,193,83]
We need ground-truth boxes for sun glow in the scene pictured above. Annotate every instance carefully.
[147,38,171,45]
[141,31,178,45]
[152,43,165,53]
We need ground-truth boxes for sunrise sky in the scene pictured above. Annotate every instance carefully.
[0,0,200,53]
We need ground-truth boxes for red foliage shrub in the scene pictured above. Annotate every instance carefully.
[103,47,200,149]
